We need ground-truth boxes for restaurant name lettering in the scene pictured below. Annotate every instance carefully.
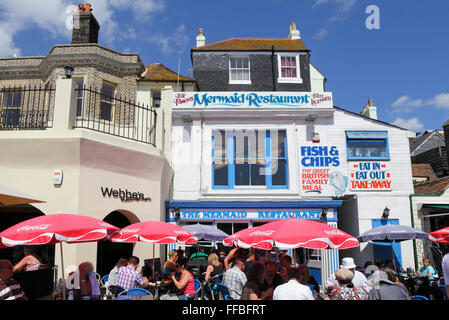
[180,209,322,220]
[101,187,151,202]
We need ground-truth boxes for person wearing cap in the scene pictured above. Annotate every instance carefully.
[366,270,409,300]
[325,257,370,292]
[324,268,368,300]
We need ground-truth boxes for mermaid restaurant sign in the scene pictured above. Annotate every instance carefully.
[173,92,333,109]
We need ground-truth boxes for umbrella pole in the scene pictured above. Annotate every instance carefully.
[152,243,155,281]
[60,242,66,300]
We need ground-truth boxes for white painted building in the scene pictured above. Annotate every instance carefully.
[165,88,416,288]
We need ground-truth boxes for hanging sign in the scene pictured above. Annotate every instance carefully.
[349,161,392,191]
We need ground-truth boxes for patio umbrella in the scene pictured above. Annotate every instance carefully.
[183,223,229,241]
[223,218,359,250]
[183,223,229,261]
[427,226,449,245]
[0,213,119,299]
[111,221,198,278]
[0,184,45,206]
[358,224,428,270]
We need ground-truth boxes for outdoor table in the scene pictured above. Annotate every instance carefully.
[148,281,173,299]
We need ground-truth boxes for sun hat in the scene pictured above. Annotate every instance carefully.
[340,257,357,269]
[366,270,396,287]
[335,268,354,282]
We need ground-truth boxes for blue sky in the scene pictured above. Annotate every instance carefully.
[1,0,448,133]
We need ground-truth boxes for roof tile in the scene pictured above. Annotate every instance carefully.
[191,38,308,51]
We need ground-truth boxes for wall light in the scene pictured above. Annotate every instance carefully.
[382,206,390,219]
[64,66,74,79]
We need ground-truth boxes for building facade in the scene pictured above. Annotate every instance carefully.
[0,9,172,277]
[166,23,416,287]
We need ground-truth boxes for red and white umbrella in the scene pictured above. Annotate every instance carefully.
[0,213,119,299]
[428,226,449,244]
[0,214,119,246]
[111,221,198,278]
[110,221,198,244]
[224,218,359,250]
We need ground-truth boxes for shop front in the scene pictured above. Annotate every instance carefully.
[166,200,342,286]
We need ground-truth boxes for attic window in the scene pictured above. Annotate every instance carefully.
[277,54,302,84]
[229,57,251,84]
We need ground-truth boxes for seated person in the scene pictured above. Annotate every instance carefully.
[162,250,178,281]
[260,261,284,300]
[13,247,42,272]
[417,258,437,280]
[298,264,320,296]
[160,262,195,300]
[0,260,27,300]
[108,258,128,286]
[77,261,101,299]
[116,256,149,292]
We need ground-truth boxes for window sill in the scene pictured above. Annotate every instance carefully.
[347,158,390,161]
[277,78,303,84]
[229,80,251,85]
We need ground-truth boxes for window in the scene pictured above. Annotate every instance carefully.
[151,90,161,108]
[229,57,250,84]
[1,90,22,126]
[346,131,389,160]
[100,82,116,121]
[212,129,288,189]
[277,54,302,83]
[73,78,84,117]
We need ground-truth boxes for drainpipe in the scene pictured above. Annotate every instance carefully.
[271,46,276,91]
[409,194,418,270]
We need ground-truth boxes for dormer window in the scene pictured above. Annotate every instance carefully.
[277,54,302,84]
[229,57,251,84]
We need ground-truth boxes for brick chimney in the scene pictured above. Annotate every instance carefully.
[288,22,301,40]
[360,98,378,120]
[196,28,206,47]
[71,3,100,44]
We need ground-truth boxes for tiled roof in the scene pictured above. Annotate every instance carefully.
[191,38,308,51]
[414,176,449,195]
[412,163,438,181]
[140,63,195,82]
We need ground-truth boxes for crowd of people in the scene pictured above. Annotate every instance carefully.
[1,245,448,301]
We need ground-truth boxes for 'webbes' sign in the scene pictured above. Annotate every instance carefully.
[349,162,392,191]
[173,92,333,109]
[299,145,348,197]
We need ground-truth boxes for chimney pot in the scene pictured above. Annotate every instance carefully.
[196,28,206,47]
[288,22,301,40]
[361,98,378,120]
[72,5,100,44]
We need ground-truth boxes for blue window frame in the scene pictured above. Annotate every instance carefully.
[346,131,389,161]
[212,130,288,189]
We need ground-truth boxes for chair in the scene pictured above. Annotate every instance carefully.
[440,284,448,300]
[214,283,233,300]
[94,272,101,285]
[185,279,202,300]
[411,295,429,300]
[108,285,125,297]
[101,275,109,286]
[118,288,152,296]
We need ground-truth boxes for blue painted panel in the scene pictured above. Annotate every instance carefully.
[309,267,321,286]
[371,219,402,267]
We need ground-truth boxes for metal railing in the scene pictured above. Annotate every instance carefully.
[0,85,55,130]
[74,86,157,146]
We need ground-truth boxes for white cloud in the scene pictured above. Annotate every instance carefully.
[312,0,357,39]
[0,0,165,57]
[392,117,424,132]
[433,93,449,109]
[391,93,449,112]
[391,95,426,108]
[147,24,189,55]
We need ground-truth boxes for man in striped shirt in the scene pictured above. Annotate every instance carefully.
[0,260,27,300]
[117,256,149,291]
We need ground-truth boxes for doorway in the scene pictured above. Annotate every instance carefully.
[96,211,134,276]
